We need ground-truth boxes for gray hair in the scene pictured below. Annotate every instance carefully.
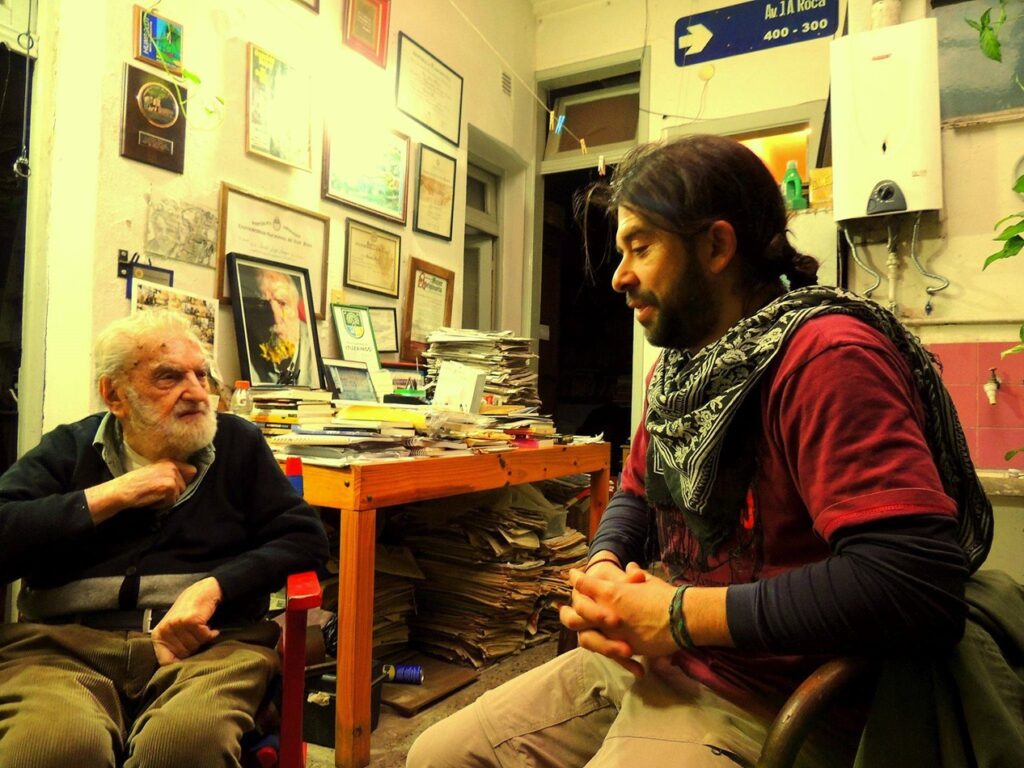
[93,311,207,386]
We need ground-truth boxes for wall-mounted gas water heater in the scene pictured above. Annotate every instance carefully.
[830,18,943,223]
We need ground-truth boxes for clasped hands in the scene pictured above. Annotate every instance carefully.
[559,560,679,677]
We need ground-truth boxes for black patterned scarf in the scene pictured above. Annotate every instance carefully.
[645,284,992,572]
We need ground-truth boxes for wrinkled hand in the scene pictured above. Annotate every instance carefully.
[85,460,197,523]
[560,562,678,677]
[151,577,222,665]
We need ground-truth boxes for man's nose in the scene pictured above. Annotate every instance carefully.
[611,258,634,293]
[181,372,209,399]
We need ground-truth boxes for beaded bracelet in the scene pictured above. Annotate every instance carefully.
[668,584,695,649]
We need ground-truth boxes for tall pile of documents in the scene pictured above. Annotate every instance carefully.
[393,484,587,667]
[423,328,540,407]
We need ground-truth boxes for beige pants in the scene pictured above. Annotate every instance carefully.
[407,648,855,768]
[0,621,279,768]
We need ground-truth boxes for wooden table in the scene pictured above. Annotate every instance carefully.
[297,443,611,768]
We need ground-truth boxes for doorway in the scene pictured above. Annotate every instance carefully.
[0,43,31,475]
[538,167,632,473]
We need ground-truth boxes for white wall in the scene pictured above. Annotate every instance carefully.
[19,0,539,449]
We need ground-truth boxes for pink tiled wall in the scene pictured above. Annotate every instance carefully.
[927,342,1024,469]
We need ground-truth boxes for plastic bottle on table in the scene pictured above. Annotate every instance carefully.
[229,380,253,416]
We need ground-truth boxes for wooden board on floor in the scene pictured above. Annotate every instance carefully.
[380,653,479,716]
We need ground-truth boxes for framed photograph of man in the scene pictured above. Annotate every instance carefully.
[227,252,325,388]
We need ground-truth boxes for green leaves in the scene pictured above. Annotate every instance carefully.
[967,0,1009,62]
[983,174,1024,270]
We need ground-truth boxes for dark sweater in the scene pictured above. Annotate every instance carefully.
[0,412,329,624]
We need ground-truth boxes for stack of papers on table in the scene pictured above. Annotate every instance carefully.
[423,328,540,408]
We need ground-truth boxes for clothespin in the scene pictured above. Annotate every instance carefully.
[579,138,588,155]
[548,110,556,132]
[555,114,566,135]
[598,155,606,176]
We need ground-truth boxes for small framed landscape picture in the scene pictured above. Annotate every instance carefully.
[133,5,183,75]
[323,129,410,224]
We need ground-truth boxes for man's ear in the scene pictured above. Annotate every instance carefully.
[100,376,129,419]
[705,220,738,276]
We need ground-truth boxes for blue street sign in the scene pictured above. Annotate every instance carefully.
[675,0,838,67]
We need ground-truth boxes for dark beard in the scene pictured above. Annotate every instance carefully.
[644,256,719,350]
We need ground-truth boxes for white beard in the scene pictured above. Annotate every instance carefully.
[124,389,218,460]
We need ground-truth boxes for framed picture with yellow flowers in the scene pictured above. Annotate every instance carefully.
[227,252,325,389]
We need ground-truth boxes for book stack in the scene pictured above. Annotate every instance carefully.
[248,387,335,435]
[392,484,588,667]
[422,328,540,408]
[264,402,435,467]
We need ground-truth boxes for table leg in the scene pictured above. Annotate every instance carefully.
[588,465,610,539]
[334,506,376,768]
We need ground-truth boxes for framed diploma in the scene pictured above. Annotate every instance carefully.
[343,0,390,67]
[133,5,183,75]
[413,145,457,240]
[395,33,464,147]
[331,303,381,371]
[401,257,453,361]
[366,306,399,353]
[323,129,409,224]
[217,182,330,318]
[343,218,401,298]
[120,64,186,173]
[246,43,312,171]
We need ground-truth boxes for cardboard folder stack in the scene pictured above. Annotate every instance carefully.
[392,484,587,667]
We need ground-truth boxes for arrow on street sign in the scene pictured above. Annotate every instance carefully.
[674,0,839,67]
[677,23,713,56]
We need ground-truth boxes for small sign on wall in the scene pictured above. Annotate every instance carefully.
[675,0,838,67]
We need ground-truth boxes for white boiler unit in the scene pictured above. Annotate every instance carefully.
[830,19,943,222]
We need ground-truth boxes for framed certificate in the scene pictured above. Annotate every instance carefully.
[396,33,464,147]
[343,0,390,67]
[246,43,312,171]
[332,303,381,371]
[401,257,454,361]
[413,145,457,240]
[217,182,330,318]
[343,218,401,298]
[323,129,409,224]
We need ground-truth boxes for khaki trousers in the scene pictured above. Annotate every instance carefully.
[407,648,855,768]
[0,621,279,768]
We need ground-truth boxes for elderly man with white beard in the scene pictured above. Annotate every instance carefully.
[0,311,328,768]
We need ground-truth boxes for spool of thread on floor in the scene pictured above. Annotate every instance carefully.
[382,663,424,684]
